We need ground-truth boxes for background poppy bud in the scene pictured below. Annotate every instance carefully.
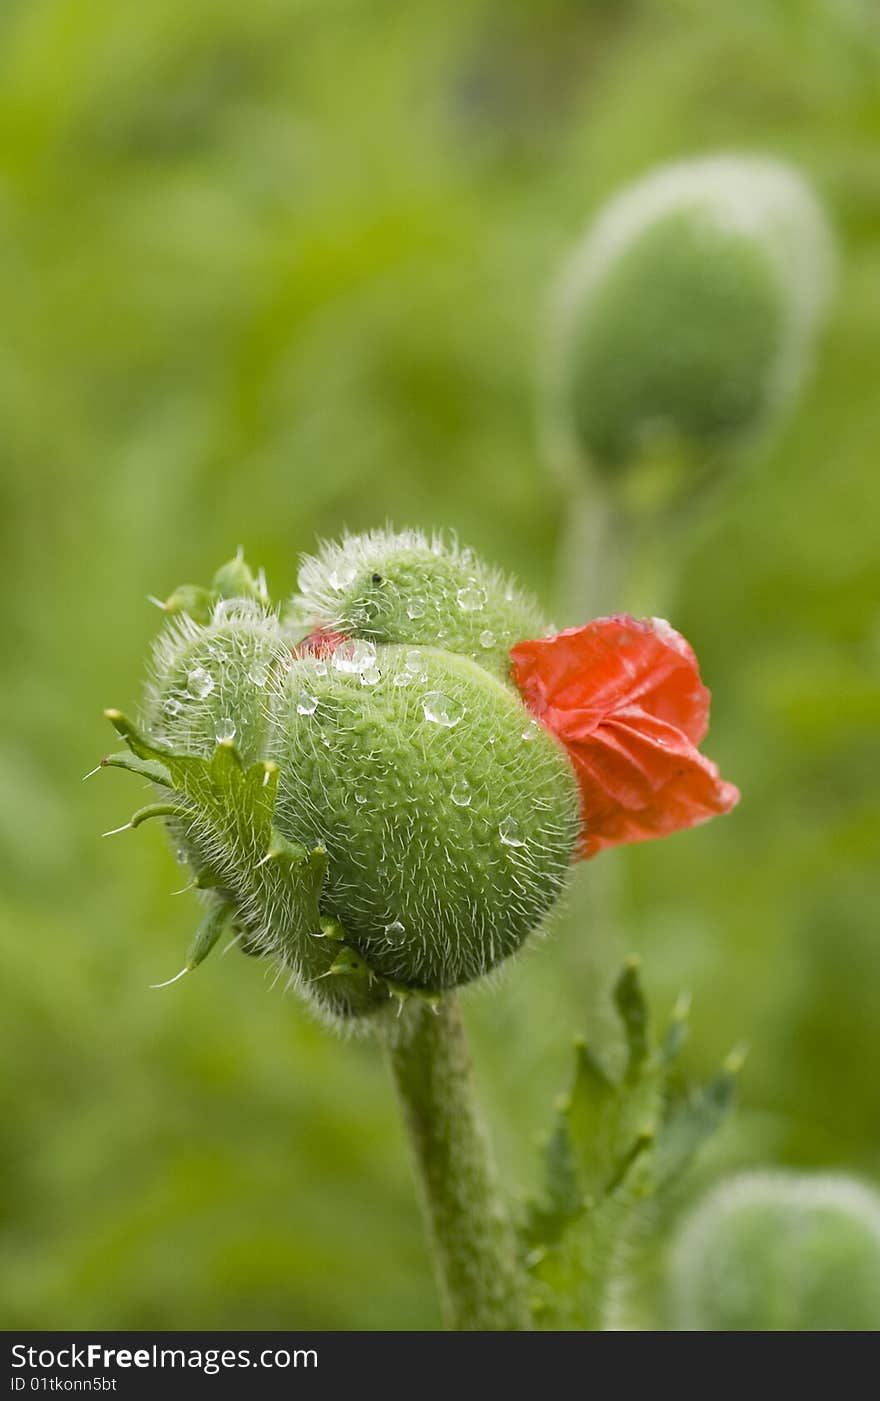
[544,155,833,501]
[122,532,581,1021]
[668,1171,880,1331]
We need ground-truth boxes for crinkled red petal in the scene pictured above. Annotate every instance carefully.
[510,616,739,859]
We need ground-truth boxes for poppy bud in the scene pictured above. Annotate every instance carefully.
[101,532,737,1023]
[669,1172,880,1331]
[545,155,833,494]
[105,533,580,1022]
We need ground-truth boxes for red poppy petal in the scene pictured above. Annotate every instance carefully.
[511,616,710,745]
[510,616,739,859]
[569,716,740,858]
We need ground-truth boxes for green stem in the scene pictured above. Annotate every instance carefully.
[386,994,532,1331]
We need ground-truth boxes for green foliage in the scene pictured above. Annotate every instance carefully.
[669,1172,880,1330]
[521,960,740,1329]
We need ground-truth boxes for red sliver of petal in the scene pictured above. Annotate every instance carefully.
[510,616,739,859]
[295,627,347,659]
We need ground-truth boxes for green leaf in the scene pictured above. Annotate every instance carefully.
[103,710,392,1017]
[654,1053,743,1189]
[614,956,650,1083]
[521,962,741,1330]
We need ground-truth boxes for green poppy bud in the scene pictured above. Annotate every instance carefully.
[545,155,833,492]
[289,528,547,680]
[669,1171,880,1331]
[104,532,580,1024]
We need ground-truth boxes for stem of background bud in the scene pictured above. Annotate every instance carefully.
[554,481,622,621]
[385,994,532,1331]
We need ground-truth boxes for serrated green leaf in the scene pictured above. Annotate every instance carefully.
[104,711,389,1013]
[566,1039,618,1196]
[614,956,651,1082]
[654,1064,740,1188]
[523,963,742,1331]
[660,992,691,1064]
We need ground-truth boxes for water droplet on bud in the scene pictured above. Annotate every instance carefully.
[215,717,236,742]
[297,692,318,716]
[499,816,525,847]
[384,920,406,945]
[423,692,464,728]
[451,778,472,807]
[328,563,357,592]
[406,596,426,620]
[212,598,262,625]
[187,667,214,699]
[332,639,378,675]
[479,629,496,649]
[457,584,486,613]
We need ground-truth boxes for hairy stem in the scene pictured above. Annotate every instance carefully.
[386,994,532,1331]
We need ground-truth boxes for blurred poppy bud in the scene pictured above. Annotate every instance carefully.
[669,1172,880,1331]
[544,155,833,503]
[99,531,736,1023]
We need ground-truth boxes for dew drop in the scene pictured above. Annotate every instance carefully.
[360,663,381,686]
[479,629,495,649]
[395,648,427,685]
[423,691,464,728]
[384,920,406,945]
[522,720,540,742]
[215,717,236,742]
[212,598,261,625]
[499,816,525,847]
[354,790,367,805]
[187,667,214,699]
[451,778,472,808]
[457,584,486,613]
[248,663,270,688]
[406,596,426,620]
[163,697,183,719]
[332,639,377,675]
[313,660,328,677]
[297,691,318,716]
[328,563,357,592]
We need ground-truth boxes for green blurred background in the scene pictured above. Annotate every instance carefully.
[2,0,879,1329]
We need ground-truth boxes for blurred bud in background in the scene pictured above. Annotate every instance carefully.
[545,155,833,511]
[668,1171,880,1331]
[545,155,834,615]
